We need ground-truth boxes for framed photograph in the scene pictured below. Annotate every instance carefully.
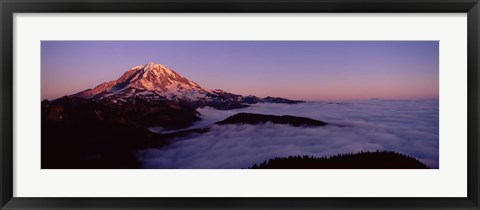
[1,0,479,209]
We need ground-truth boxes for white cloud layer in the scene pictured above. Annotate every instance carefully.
[138,99,439,169]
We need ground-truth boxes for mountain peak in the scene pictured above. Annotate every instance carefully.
[141,62,176,78]
[144,62,165,71]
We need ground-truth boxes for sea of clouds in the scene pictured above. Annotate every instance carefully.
[138,99,439,169]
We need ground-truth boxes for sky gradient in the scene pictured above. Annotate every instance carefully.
[41,41,439,101]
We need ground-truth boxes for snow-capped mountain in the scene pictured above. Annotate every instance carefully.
[74,62,212,101]
[73,62,302,109]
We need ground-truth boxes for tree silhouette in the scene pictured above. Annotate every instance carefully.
[249,151,430,169]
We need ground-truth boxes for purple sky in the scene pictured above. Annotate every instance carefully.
[41,41,439,101]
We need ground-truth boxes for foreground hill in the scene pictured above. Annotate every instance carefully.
[42,97,205,169]
[250,151,429,169]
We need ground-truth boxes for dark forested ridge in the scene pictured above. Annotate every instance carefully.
[216,113,328,127]
[41,97,207,169]
[250,151,430,169]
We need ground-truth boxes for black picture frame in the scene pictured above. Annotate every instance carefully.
[1,0,479,209]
